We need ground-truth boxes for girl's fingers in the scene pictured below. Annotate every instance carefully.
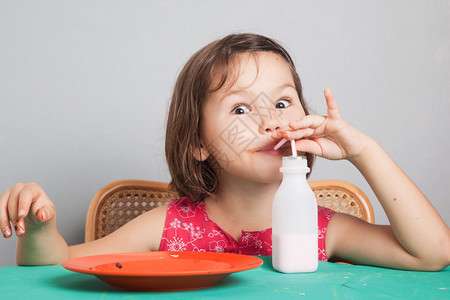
[0,189,12,238]
[282,128,316,140]
[37,206,54,223]
[36,208,48,223]
[294,139,324,157]
[17,185,36,219]
[289,115,325,130]
[29,189,55,223]
[288,88,341,132]
[31,202,53,223]
[1,226,12,238]
[2,183,51,237]
[14,218,26,237]
[7,184,23,225]
[324,88,342,120]
[7,184,28,236]
[16,201,52,237]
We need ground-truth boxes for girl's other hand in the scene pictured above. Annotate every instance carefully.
[274,88,370,161]
[0,183,55,238]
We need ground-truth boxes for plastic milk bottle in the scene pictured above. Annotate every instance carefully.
[272,151,318,273]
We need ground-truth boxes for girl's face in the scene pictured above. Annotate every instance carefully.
[198,52,306,184]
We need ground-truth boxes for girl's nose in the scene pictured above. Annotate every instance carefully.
[260,118,281,134]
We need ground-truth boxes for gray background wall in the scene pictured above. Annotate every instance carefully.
[1,0,449,266]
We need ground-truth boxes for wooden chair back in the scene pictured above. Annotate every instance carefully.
[85,179,374,242]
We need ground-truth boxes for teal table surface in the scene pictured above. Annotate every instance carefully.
[1,257,449,299]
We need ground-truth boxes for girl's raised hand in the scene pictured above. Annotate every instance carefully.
[0,183,55,238]
[275,88,369,161]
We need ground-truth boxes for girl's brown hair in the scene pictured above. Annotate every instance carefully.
[165,33,314,201]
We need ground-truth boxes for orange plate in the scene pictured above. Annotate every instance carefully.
[62,251,263,291]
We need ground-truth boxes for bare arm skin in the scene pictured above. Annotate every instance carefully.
[276,88,450,270]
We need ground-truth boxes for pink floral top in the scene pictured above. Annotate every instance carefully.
[159,197,336,261]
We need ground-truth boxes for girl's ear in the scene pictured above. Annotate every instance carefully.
[192,144,210,162]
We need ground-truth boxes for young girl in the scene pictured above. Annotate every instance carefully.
[1,33,449,270]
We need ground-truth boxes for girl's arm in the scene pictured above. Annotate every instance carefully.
[1,183,166,265]
[276,88,450,270]
[68,204,167,259]
[327,138,450,270]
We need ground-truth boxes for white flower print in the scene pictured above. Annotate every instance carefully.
[173,198,197,218]
[209,240,228,253]
[208,229,222,238]
[318,226,327,240]
[241,232,252,242]
[166,237,187,252]
[169,218,182,229]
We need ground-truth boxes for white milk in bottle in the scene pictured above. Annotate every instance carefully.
[272,155,318,273]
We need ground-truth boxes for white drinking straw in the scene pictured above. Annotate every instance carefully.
[291,140,297,157]
[273,138,287,150]
[274,138,298,157]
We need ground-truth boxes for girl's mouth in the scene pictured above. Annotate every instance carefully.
[248,140,291,156]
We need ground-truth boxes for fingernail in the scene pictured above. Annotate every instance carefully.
[14,225,25,236]
[40,210,47,221]
[18,209,26,218]
[2,228,11,238]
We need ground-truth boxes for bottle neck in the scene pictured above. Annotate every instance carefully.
[281,171,308,183]
[280,156,309,173]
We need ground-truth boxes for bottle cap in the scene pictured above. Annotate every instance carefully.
[280,156,310,173]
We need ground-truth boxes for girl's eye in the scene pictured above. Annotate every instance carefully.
[275,98,292,109]
[231,104,250,115]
